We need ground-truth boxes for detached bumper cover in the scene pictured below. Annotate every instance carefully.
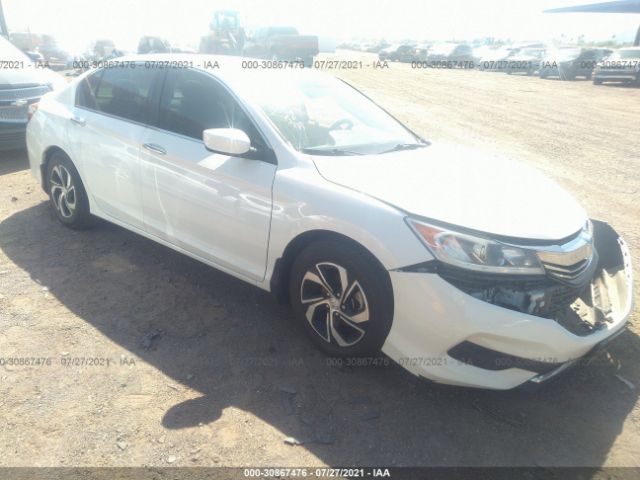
[382,221,633,390]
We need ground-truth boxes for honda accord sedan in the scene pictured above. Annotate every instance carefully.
[26,55,633,389]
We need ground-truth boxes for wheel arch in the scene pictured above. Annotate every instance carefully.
[40,145,74,193]
[269,229,392,305]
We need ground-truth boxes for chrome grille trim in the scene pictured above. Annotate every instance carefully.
[531,226,596,285]
[541,257,593,283]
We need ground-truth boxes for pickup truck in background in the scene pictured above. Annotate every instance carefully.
[243,26,319,67]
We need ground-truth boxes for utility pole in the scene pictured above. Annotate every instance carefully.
[0,0,9,38]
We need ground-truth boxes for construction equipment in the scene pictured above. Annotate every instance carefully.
[199,9,246,55]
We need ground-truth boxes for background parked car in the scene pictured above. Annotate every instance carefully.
[593,47,640,85]
[138,36,172,54]
[0,36,65,150]
[426,43,474,67]
[36,35,86,70]
[505,47,546,75]
[365,41,390,53]
[407,44,431,62]
[476,46,515,71]
[242,26,319,66]
[377,44,416,62]
[539,47,612,80]
[8,32,43,62]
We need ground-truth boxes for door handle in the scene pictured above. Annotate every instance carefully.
[70,115,86,126]
[142,143,167,155]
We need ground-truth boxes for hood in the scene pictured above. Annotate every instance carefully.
[0,66,66,90]
[312,143,587,241]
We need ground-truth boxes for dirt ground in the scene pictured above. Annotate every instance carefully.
[1,52,639,468]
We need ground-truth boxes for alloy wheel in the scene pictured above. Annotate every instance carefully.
[299,262,370,347]
[49,165,76,219]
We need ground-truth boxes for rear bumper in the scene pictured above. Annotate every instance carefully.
[382,223,633,390]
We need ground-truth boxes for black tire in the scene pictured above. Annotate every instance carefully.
[289,239,394,357]
[593,78,603,85]
[45,152,94,229]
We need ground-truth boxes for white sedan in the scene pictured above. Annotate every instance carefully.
[26,55,633,389]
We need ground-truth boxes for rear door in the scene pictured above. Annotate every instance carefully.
[71,65,160,229]
[139,67,277,281]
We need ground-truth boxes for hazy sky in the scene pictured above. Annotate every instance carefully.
[3,0,639,51]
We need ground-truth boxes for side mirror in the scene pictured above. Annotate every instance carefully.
[203,128,251,156]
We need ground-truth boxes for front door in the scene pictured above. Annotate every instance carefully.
[139,67,276,281]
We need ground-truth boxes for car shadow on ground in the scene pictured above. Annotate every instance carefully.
[1,202,639,467]
[0,148,29,176]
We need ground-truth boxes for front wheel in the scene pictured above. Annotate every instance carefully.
[46,152,94,229]
[289,239,394,357]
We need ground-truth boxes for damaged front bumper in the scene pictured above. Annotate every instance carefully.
[382,220,633,390]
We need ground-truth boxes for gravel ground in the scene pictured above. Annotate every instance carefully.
[0,53,639,468]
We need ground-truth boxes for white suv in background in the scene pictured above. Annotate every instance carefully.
[26,55,633,389]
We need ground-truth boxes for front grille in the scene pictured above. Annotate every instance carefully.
[0,105,29,123]
[541,258,590,283]
[0,85,50,103]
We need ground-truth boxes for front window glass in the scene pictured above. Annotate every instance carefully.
[238,72,420,155]
[156,68,260,143]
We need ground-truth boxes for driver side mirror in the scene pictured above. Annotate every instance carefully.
[203,128,252,156]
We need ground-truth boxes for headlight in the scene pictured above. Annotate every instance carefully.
[406,219,545,275]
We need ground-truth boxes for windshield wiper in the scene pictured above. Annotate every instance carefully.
[301,148,364,156]
[380,143,428,154]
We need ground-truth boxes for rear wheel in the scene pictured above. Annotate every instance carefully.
[593,78,603,85]
[46,152,94,229]
[289,239,393,357]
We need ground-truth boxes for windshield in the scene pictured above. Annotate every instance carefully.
[0,36,30,62]
[239,72,419,155]
[607,49,640,60]
[550,48,581,61]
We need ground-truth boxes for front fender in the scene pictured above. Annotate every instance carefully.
[262,167,432,290]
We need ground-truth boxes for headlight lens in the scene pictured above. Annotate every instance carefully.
[407,219,545,275]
